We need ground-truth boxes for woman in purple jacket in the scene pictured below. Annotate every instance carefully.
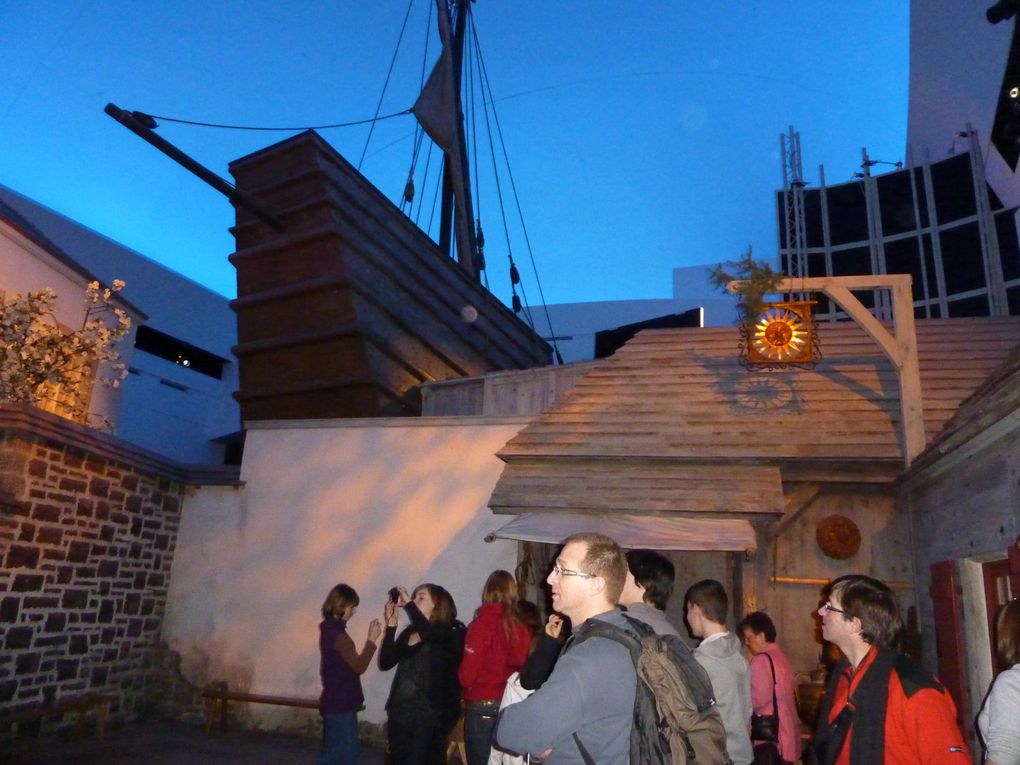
[319,583,382,765]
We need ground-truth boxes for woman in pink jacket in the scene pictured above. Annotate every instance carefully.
[739,611,802,765]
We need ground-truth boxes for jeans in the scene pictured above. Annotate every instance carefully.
[319,712,359,765]
[387,715,455,765]
[464,701,500,765]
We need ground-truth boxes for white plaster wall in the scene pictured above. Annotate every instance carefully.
[163,417,529,727]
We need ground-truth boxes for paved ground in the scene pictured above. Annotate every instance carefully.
[1,720,389,765]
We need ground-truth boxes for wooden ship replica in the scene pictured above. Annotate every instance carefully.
[108,0,551,422]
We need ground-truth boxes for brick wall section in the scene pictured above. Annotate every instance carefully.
[0,404,239,726]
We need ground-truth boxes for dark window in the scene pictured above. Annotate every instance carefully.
[831,246,872,276]
[805,190,824,247]
[996,209,1020,281]
[807,252,828,277]
[939,223,986,294]
[134,326,227,380]
[826,182,869,244]
[877,169,918,236]
[1008,285,1020,315]
[930,153,977,223]
[883,238,925,300]
[947,294,992,316]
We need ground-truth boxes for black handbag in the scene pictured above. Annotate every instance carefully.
[753,742,785,765]
[750,653,780,743]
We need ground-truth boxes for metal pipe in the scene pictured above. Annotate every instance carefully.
[104,103,284,232]
[770,576,913,590]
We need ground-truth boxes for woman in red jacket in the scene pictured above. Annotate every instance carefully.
[459,570,532,765]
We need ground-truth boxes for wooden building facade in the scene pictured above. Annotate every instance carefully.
[424,316,1020,723]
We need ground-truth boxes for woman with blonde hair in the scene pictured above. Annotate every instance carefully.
[458,570,533,765]
[979,599,1020,765]
[379,583,465,765]
[318,583,381,765]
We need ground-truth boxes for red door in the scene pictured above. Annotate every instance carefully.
[929,560,969,734]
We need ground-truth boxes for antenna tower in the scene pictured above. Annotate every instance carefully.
[780,126,808,291]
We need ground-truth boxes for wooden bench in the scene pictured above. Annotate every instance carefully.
[0,693,112,743]
[201,687,321,733]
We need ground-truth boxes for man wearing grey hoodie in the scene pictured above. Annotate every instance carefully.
[685,579,753,765]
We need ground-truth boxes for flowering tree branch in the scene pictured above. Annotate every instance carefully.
[0,280,131,424]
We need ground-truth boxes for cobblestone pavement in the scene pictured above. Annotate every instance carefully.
[1,720,388,765]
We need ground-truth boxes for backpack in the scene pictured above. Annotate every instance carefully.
[571,615,732,765]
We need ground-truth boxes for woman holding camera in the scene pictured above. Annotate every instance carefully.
[379,583,465,765]
[318,583,382,765]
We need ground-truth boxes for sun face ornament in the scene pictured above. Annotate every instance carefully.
[742,301,819,367]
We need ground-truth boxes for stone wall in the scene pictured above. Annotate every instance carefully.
[0,404,238,728]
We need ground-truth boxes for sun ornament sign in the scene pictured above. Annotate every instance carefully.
[741,300,820,368]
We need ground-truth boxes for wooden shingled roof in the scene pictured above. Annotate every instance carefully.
[489,317,1020,518]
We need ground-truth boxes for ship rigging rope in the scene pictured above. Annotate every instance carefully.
[133,109,411,132]
[359,0,416,170]
[470,15,562,361]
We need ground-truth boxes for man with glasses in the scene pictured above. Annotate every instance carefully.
[494,532,636,764]
[811,574,969,765]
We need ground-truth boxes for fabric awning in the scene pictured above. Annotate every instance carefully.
[485,512,757,551]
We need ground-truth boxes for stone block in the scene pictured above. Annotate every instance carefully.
[0,679,17,702]
[89,478,110,498]
[122,475,139,492]
[90,666,109,686]
[63,452,84,469]
[76,499,94,518]
[16,652,41,675]
[61,589,88,609]
[74,565,97,579]
[100,524,115,542]
[98,560,119,578]
[1,597,20,623]
[44,612,67,633]
[22,596,58,609]
[11,574,44,592]
[56,566,73,584]
[59,477,87,493]
[36,526,63,545]
[5,545,40,569]
[68,635,88,655]
[31,504,60,523]
[57,658,79,681]
[5,626,33,650]
[18,523,36,542]
[67,541,90,563]
[27,459,47,478]
[99,600,114,623]
[124,594,141,615]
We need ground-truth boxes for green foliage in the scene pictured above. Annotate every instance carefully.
[708,246,786,321]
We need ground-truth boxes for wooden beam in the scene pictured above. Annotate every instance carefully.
[729,274,925,464]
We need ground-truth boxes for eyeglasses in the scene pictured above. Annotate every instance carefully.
[551,562,596,579]
[822,602,846,614]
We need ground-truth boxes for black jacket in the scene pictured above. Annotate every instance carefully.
[379,602,465,726]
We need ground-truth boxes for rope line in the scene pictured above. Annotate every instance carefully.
[358,0,416,170]
[138,109,411,132]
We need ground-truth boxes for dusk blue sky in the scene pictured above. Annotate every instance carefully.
[1,1,909,311]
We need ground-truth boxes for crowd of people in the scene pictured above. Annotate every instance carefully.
[315,533,1020,765]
